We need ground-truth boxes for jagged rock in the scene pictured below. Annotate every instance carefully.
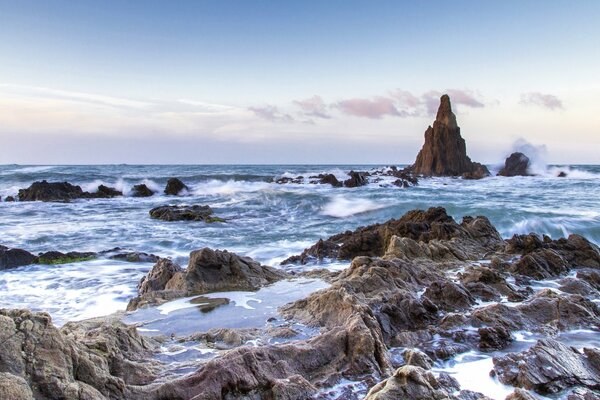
[478,325,513,351]
[127,248,286,310]
[0,309,158,400]
[344,170,369,187]
[498,152,532,177]
[505,389,538,400]
[0,245,37,270]
[403,348,434,369]
[365,365,456,399]
[149,205,223,222]
[492,339,600,394]
[283,207,503,264]
[423,280,475,311]
[18,180,85,202]
[131,184,154,197]
[408,94,489,178]
[164,178,188,195]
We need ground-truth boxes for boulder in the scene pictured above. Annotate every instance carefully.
[149,205,223,222]
[319,173,343,187]
[87,184,123,198]
[498,152,532,177]
[36,250,97,265]
[0,245,37,270]
[492,339,600,394]
[365,365,456,400]
[408,94,490,177]
[0,373,33,400]
[164,178,188,195]
[4,195,16,202]
[127,248,286,310]
[131,184,155,197]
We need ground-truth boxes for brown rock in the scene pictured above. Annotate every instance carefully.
[409,95,489,177]
[498,152,532,177]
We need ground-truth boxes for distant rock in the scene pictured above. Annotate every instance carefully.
[18,181,122,202]
[314,173,343,187]
[498,152,532,177]
[408,95,490,178]
[131,184,154,197]
[343,170,369,187]
[149,205,224,222]
[18,181,85,202]
[4,196,15,202]
[164,178,188,195]
[0,245,37,270]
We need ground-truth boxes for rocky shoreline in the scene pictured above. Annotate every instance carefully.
[1,206,600,399]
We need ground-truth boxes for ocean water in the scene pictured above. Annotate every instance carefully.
[1,164,599,398]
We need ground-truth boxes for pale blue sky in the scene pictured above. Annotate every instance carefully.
[0,0,598,164]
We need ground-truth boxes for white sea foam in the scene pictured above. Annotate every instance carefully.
[321,196,385,218]
[192,179,270,196]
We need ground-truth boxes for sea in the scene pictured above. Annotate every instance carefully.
[1,163,599,399]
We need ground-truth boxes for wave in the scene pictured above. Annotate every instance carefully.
[191,180,271,196]
[321,196,385,218]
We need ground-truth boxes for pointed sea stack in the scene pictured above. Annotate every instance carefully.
[409,95,489,179]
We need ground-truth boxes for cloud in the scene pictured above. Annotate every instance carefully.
[335,96,403,119]
[248,105,294,122]
[520,92,564,110]
[422,89,485,116]
[293,95,331,119]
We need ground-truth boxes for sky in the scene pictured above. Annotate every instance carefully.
[0,0,599,164]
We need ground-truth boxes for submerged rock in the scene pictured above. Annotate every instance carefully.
[149,204,223,222]
[164,178,188,195]
[0,245,37,270]
[498,152,532,177]
[127,248,287,310]
[408,94,490,178]
[131,184,155,197]
[492,339,600,394]
[36,250,97,265]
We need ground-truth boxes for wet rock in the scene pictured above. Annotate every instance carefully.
[505,388,538,400]
[4,195,15,202]
[128,248,286,310]
[164,178,188,195]
[36,250,97,265]
[509,248,569,279]
[105,249,160,263]
[157,316,386,400]
[0,245,37,270]
[344,170,369,187]
[559,277,599,296]
[18,180,85,202]
[492,339,600,394]
[283,207,503,264]
[567,387,600,399]
[408,94,489,178]
[131,183,155,197]
[149,204,223,222]
[478,325,513,351]
[87,184,123,198]
[423,280,475,311]
[314,173,343,187]
[276,176,303,184]
[498,152,532,177]
[365,365,455,399]
[558,171,568,178]
[403,348,434,369]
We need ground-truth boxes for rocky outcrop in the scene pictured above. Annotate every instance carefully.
[344,170,369,187]
[18,181,122,202]
[0,245,37,270]
[36,250,97,264]
[492,339,600,394]
[127,248,287,310]
[498,152,532,177]
[131,184,155,197]
[149,205,224,222]
[408,95,489,178]
[0,309,158,400]
[283,207,503,264]
[164,178,188,195]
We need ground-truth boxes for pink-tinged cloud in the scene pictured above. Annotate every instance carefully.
[390,90,421,109]
[422,89,485,115]
[293,95,331,119]
[248,105,294,122]
[335,96,403,119]
[520,92,564,110]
